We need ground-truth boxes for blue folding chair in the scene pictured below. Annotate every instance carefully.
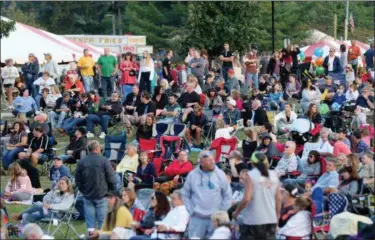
[104,135,127,163]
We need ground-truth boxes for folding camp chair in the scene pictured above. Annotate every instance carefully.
[210,137,237,163]
[136,188,155,211]
[108,113,125,135]
[159,136,182,161]
[139,138,160,159]
[202,109,215,146]
[153,123,170,139]
[39,192,82,239]
[103,135,127,163]
[170,123,186,137]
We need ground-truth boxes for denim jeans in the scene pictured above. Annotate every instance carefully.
[34,94,42,110]
[2,147,24,170]
[21,202,51,225]
[246,72,259,90]
[25,74,37,98]
[62,117,86,133]
[187,215,213,239]
[222,66,230,82]
[49,111,67,129]
[86,114,111,133]
[82,76,94,93]
[101,76,115,100]
[83,197,108,230]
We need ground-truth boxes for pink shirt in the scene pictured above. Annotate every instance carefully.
[333,141,352,157]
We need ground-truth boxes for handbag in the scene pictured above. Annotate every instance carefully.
[129,70,136,76]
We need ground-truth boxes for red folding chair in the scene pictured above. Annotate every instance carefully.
[210,137,237,163]
[133,208,146,222]
[159,136,182,161]
[139,138,159,159]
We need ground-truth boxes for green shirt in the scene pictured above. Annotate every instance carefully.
[97,55,117,77]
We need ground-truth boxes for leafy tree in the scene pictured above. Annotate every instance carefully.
[0,18,15,39]
[179,1,263,56]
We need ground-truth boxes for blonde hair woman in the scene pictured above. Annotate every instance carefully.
[210,211,232,239]
[138,51,154,93]
[45,85,62,108]
[187,74,202,94]
[2,162,34,201]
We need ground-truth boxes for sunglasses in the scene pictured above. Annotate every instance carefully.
[285,145,291,148]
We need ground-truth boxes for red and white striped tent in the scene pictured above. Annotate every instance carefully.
[300,40,370,58]
[1,17,105,64]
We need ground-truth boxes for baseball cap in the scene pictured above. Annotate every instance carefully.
[44,53,52,57]
[54,156,62,161]
[227,98,236,107]
[28,53,35,57]
[284,183,299,198]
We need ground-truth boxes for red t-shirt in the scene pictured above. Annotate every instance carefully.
[333,141,351,157]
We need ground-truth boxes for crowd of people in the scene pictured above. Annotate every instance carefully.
[0,39,374,239]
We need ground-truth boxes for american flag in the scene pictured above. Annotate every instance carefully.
[349,13,355,32]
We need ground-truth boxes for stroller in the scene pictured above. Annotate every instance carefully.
[289,118,315,146]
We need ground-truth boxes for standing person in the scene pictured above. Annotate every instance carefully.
[189,50,205,87]
[119,52,138,99]
[259,52,269,75]
[267,51,281,80]
[43,53,60,83]
[244,46,259,90]
[181,151,232,239]
[201,49,210,76]
[185,48,195,74]
[138,51,154,93]
[364,42,374,72]
[97,48,118,99]
[220,42,234,82]
[21,53,40,98]
[163,50,173,82]
[233,152,282,240]
[78,49,96,93]
[340,44,348,74]
[75,140,116,235]
[348,40,361,77]
[1,59,19,109]
[323,48,342,75]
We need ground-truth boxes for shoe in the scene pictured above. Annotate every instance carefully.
[99,132,106,139]
[87,132,95,138]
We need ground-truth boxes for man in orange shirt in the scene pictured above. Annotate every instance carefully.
[328,132,352,157]
[347,40,361,77]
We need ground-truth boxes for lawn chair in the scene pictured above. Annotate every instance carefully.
[170,123,186,137]
[108,113,125,135]
[210,137,237,163]
[139,138,159,160]
[202,109,215,146]
[39,192,82,239]
[103,135,127,164]
[136,188,154,211]
[153,123,170,139]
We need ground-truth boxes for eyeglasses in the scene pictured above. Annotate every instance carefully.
[151,196,155,200]
[285,145,291,148]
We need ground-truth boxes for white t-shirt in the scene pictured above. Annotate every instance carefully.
[328,56,335,72]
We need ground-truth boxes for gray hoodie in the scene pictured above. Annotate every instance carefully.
[189,57,205,77]
[181,165,232,219]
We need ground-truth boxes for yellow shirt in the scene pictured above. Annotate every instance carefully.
[101,206,133,234]
[77,56,95,76]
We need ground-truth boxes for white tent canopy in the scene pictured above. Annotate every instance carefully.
[1,16,105,64]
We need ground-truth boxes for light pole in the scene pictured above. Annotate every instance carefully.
[272,1,275,53]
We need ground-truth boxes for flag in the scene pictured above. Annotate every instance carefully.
[349,13,355,33]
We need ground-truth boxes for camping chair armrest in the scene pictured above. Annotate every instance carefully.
[287,171,301,178]
[269,156,281,161]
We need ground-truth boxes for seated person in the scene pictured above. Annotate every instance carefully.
[158,150,193,183]
[328,132,351,157]
[352,129,371,155]
[178,82,200,109]
[116,143,139,173]
[207,88,224,115]
[305,103,322,137]
[338,166,359,196]
[203,74,216,94]
[232,90,243,111]
[259,122,277,143]
[86,92,123,139]
[60,98,88,134]
[12,89,37,117]
[311,158,339,194]
[216,79,230,101]
[122,188,145,215]
[284,74,301,100]
[131,191,170,236]
[183,104,207,148]
[228,150,248,182]
[243,99,269,128]
[317,128,334,154]
[157,94,181,124]
[269,82,286,110]
[356,86,374,110]
[274,103,297,135]
[319,75,338,103]
[346,83,359,102]
[358,152,374,193]
[58,127,87,164]
[49,157,71,189]
[91,193,133,239]
[151,190,190,240]
[2,121,28,171]
[279,184,298,228]
[256,133,281,158]
[221,98,241,126]
[64,73,84,98]
[214,117,236,139]
[274,141,299,178]
[153,86,168,111]
[42,85,62,110]
[29,112,50,136]
[18,127,49,167]
[122,85,141,117]
[284,150,321,187]
[33,71,56,110]
[129,151,157,189]
[136,116,155,141]
[123,91,156,136]
[277,196,312,238]
[1,162,35,202]
[210,211,232,240]
[12,177,74,225]
[332,84,347,108]
[48,91,72,130]
[38,88,50,111]
[258,74,271,95]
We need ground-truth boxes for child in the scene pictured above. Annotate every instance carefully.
[345,83,359,102]
[305,180,312,194]
[332,84,347,107]
[1,163,34,202]
[258,74,270,95]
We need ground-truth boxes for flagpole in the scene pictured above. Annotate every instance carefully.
[344,0,349,40]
